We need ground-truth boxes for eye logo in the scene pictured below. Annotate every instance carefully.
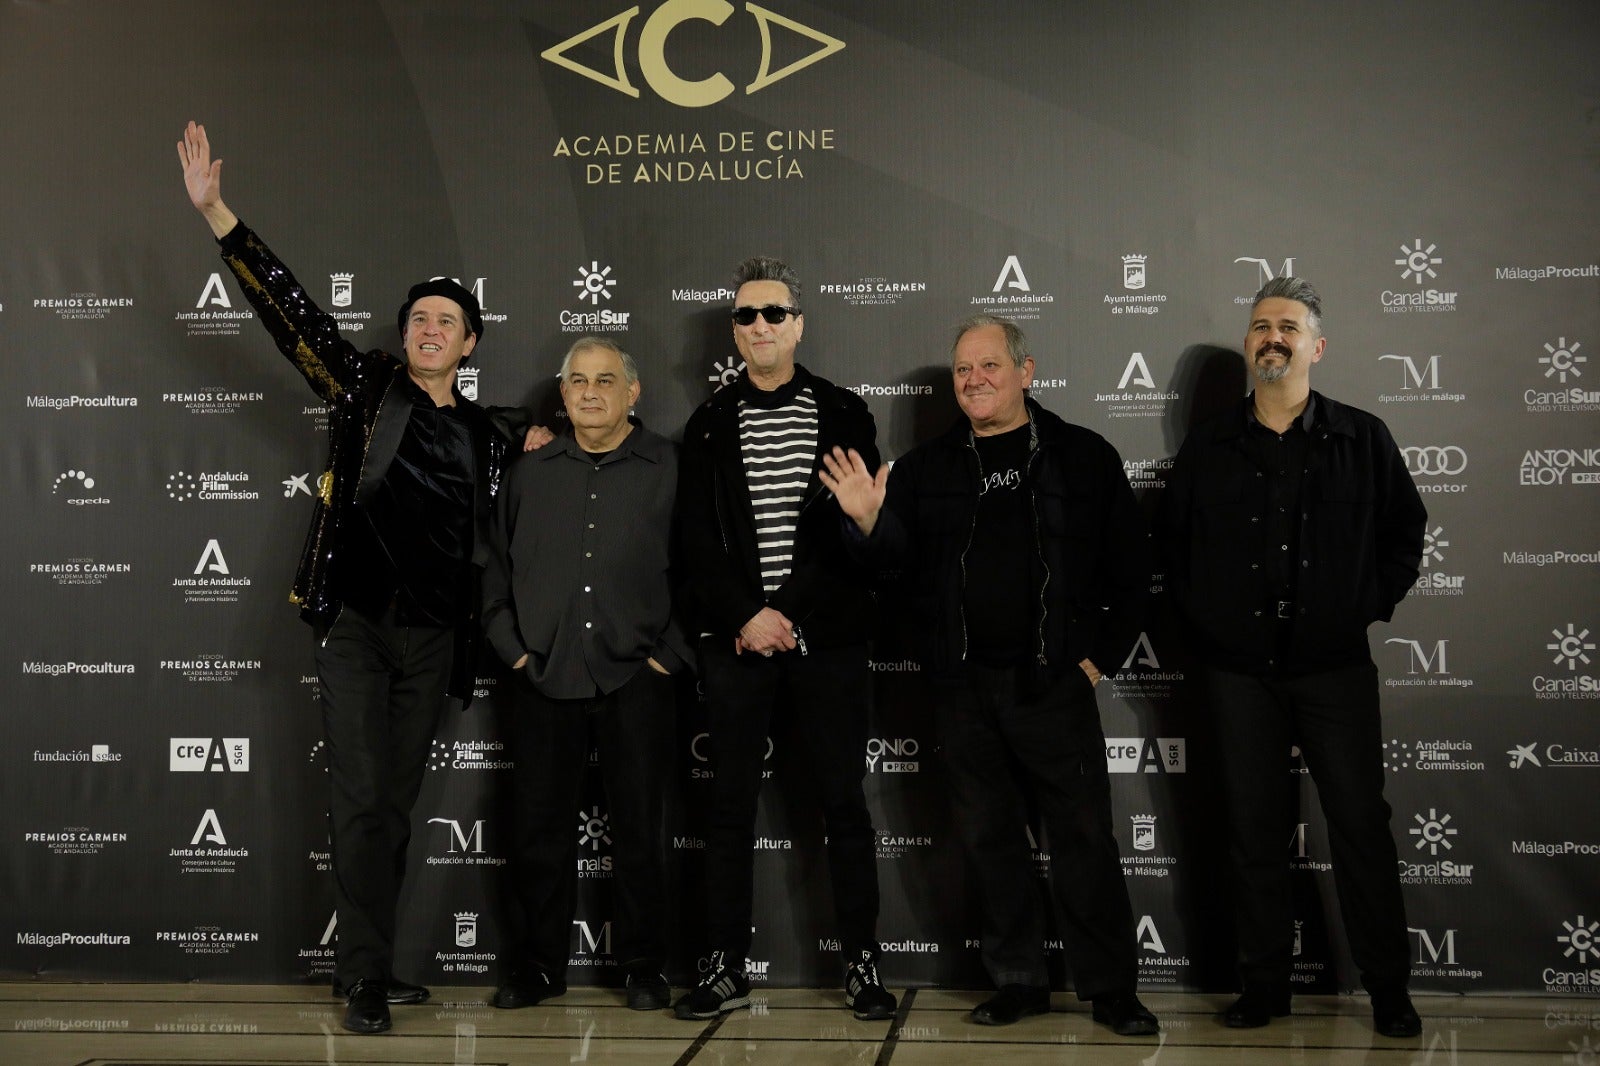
[542,2,845,109]
[1395,238,1443,284]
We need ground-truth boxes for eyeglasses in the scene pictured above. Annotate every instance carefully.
[730,304,801,326]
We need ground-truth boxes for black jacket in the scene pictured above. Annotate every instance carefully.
[1158,391,1426,674]
[676,364,879,650]
[217,223,528,701]
[482,422,693,698]
[861,397,1149,678]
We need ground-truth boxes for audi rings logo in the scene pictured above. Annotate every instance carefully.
[1403,446,1468,476]
[689,732,774,762]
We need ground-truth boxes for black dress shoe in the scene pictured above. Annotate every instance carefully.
[625,970,672,1011]
[332,977,430,1005]
[1091,991,1160,1036]
[341,979,391,1034]
[1372,991,1422,1037]
[969,984,1050,1026]
[490,971,567,1009]
[1223,990,1291,1028]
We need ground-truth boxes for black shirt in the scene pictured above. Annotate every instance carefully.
[339,377,476,626]
[963,424,1033,666]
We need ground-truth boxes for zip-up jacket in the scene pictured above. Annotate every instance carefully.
[676,364,879,650]
[1158,391,1426,675]
[217,222,529,702]
[859,397,1149,678]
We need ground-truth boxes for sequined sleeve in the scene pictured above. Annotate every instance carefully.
[217,223,389,402]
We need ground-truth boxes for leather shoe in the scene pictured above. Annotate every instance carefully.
[491,971,567,1009]
[332,977,430,1005]
[1372,991,1422,1037]
[1091,991,1160,1036]
[625,970,672,1011]
[1223,990,1291,1028]
[969,984,1050,1026]
[341,979,391,1034]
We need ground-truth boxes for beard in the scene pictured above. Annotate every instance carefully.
[1253,360,1290,384]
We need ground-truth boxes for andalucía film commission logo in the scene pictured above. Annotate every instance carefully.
[543,2,844,185]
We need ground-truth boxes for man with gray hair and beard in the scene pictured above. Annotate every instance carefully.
[482,336,692,1013]
[1159,277,1426,1037]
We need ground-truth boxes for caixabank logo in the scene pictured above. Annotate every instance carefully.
[544,2,843,185]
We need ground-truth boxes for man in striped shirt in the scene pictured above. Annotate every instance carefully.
[673,257,896,1022]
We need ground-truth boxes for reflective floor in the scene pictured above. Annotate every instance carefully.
[0,983,1591,1064]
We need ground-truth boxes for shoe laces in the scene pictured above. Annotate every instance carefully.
[849,950,882,988]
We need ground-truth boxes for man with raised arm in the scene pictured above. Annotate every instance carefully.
[820,313,1159,1038]
[177,121,543,1035]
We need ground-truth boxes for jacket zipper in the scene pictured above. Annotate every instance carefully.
[1024,430,1050,668]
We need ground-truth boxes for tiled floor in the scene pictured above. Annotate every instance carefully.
[0,983,1590,1064]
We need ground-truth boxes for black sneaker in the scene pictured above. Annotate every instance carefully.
[844,950,897,1020]
[625,969,672,1011]
[672,951,751,1020]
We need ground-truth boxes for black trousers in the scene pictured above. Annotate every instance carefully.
[498,664,675,980]
[934,664,1138,998]
[315,605,455,990]
[699,640,880,963]
[1205,660,1411,995]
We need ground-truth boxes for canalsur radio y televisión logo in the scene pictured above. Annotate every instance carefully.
[1104,253,1167,316]
[1526,336,1597,414]
[1382,238,1459,313]
[563,262,631,333]
[1534,623,1598,700]
[1401,808,1472,886]
[1408,526,1465,597]
[1548,916,1600,993]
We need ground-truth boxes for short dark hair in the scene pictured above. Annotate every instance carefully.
[733,256,802,306]
[1252,276,1322,335]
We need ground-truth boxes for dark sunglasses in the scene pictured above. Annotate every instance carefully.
[730,304,801,326]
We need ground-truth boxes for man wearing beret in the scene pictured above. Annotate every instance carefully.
[179,122,545,1035]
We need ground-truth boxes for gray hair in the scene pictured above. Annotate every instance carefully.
[951,313,1030,368]
[558,336,638,386]
[733,256,802,306]
[1252,276,1323,336]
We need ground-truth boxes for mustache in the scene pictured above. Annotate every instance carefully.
[1255,343,1291,359]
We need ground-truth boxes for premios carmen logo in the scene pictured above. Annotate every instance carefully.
[545,3,842,184]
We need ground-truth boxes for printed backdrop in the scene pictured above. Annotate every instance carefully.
[2,1,1597,997]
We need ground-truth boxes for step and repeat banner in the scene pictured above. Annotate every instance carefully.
[2,1,1596,997]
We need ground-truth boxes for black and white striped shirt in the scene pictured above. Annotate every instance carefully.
[739,387,818,594]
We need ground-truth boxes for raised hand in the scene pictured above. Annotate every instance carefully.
[819,446,888,535]
[176,121,238,238]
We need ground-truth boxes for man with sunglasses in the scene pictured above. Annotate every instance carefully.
[673,257,896,1022]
